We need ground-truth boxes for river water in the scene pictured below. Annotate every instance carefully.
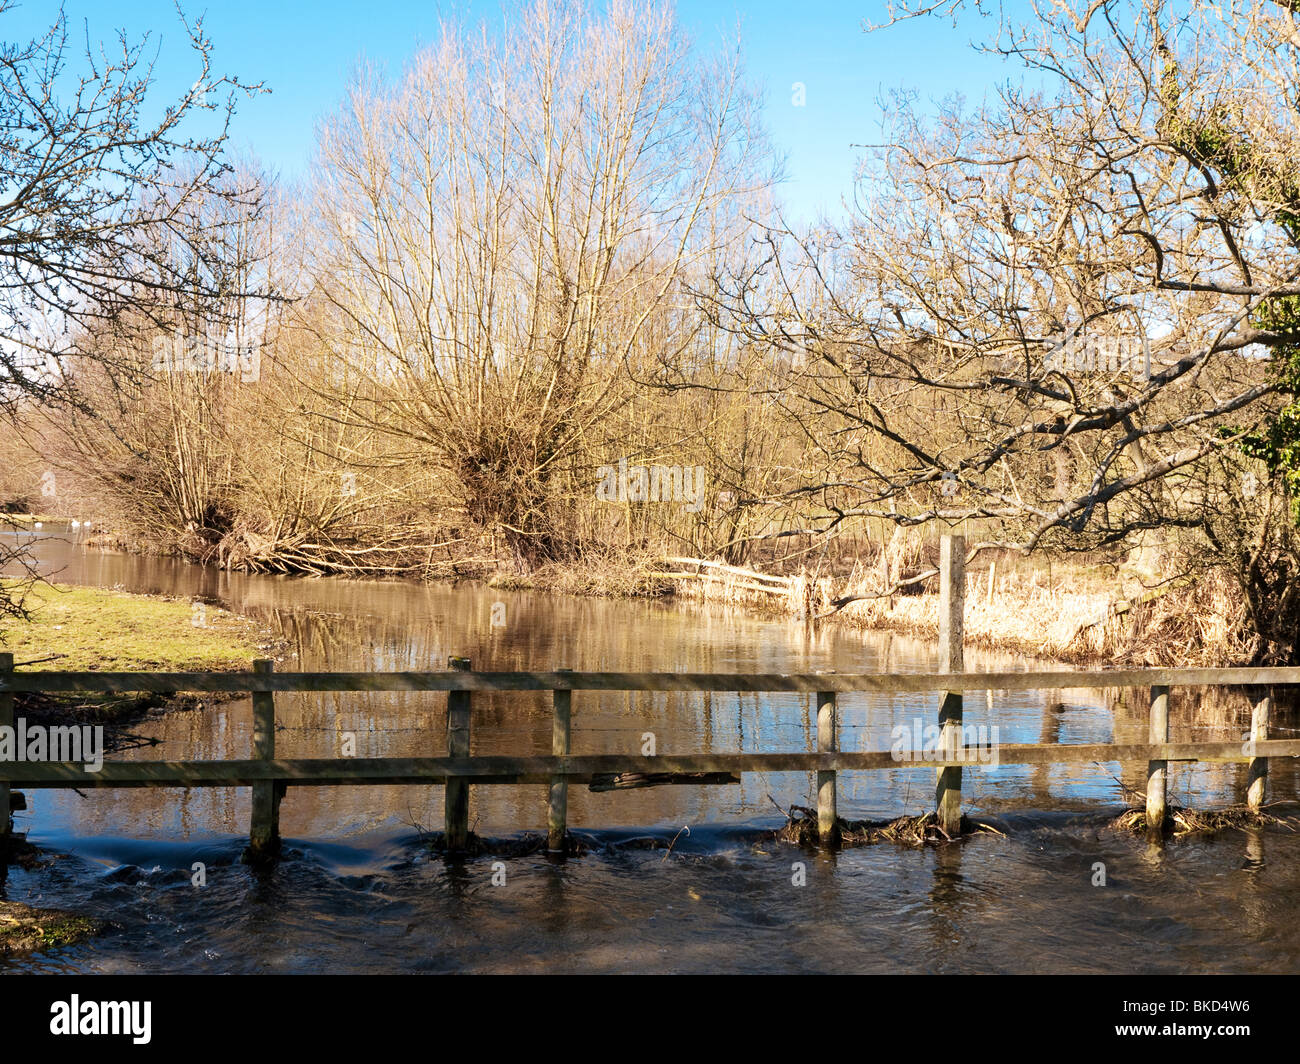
[2,531,1298,973]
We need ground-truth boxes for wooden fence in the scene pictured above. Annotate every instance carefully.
[1,535,1297,860]
[2,656,1297,860]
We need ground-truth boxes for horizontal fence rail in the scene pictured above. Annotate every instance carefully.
[3,666,1300,694]
[4,743,1300,787]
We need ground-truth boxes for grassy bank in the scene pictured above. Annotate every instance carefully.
[2,582,267,671]
[1,581,274,758]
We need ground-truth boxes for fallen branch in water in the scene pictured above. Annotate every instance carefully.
[590,771,739,791]
[656,557,793,586]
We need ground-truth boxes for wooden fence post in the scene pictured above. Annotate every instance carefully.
[817,688,839,847]
[446,656,472,851]
[548,668,573,853]
[0,652,12,839]
[1247,690,1271,812]
[246,659,281,861]
[1146,684,1170,835]
[936,534,965,836]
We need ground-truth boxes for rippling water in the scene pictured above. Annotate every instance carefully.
[2,531,1296,973]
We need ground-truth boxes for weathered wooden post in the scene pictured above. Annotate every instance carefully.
[1247,690,1272,812]
[548,668,572,853]
[446,656,472,851]
[935,534,965,836]
[817,688,839,848]
[0,652,12,839]
[1146,684,1170,835]
[246,658,281,861]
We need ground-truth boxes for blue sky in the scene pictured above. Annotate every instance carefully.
[4,0,1023,223]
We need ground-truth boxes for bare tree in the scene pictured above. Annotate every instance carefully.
[299,0,774,566]
[37,158,281,561]
[699,1,1300,617]
[0,1,267,413]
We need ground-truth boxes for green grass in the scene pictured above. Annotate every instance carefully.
[0,582,264,671]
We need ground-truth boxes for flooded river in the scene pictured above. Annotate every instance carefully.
[3,531,1299,973]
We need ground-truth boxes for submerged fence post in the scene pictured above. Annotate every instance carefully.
[446,656,472,852]
[247,658,281,861]
[817,688,839,848]
[1146,685,1170,835]
[0,652,12,839]
[548,668,572,853]
[1247,690,1272,812]
[935,534,965,836]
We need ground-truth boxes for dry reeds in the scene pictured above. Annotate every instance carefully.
[773,804,1007,847]
[829,547,1113,661]
[818,545,1255,667]
[1113,569,1254,667]
[1110,803,1298,837]
[503,548,674,598]
[636,531,1265,668]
